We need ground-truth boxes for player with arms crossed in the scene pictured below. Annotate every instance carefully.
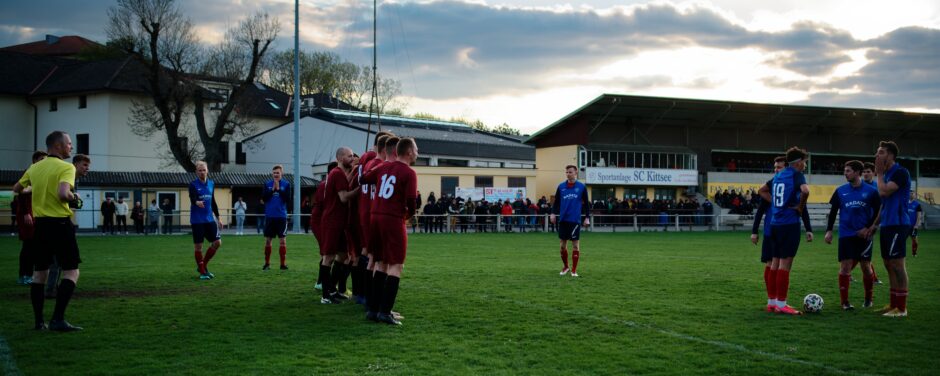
[262,165,291,271]
[361,137,418,325]
[874,141,912,317]
[824,160,881,310]
[759,147,811,315]
[551,165,590,277]
[190,161,223,280]
[13,131,83,331]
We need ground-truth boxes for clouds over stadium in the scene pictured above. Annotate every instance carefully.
[0,0,938,130]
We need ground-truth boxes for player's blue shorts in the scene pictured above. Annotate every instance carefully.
[192,222,220,244]
[264,217,288,238]
[760,235,774,263]
[879,225,910,260]
[770,223,801,259]
[558,221,581,241]
[838,236,873,261]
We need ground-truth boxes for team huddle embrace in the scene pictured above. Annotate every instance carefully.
[752,141,916,317]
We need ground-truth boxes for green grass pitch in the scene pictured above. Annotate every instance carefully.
[1,231,937,375]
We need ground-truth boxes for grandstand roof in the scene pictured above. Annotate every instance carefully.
[0,170,318,188]
[526,94,940,148]
[0,35,101,57]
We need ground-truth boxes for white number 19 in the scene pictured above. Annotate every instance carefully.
[773,183,785,207]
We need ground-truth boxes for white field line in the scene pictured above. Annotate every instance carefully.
[0,335,23,376]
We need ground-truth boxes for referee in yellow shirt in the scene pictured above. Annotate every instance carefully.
[13,131,83,331]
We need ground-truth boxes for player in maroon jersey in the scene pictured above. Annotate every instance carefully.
[353,132,393,305]
[318,148,360,304]
[311,161,336,291]
[361,137,418,325]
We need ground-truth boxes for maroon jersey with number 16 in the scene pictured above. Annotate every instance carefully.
[364,161,417,220]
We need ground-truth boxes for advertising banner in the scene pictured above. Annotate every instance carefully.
[455,187,485,201]
[484,187,526,202]
[585,167,697,186]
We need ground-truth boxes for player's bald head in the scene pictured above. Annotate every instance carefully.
[335,147,352,160]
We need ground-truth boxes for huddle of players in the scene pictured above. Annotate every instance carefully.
[311,132,419,326]
[753,141,915,317]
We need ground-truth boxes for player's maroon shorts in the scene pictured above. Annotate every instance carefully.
[319,225,347,256]
[373,214,407,265]
[367,216,384,260]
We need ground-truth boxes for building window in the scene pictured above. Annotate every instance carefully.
[438,158,469,167]
[474,176,493,188]
[78,95,87,109]
[623,188,647,200]
[76,134,89,155]
[210,88,230,110]
[414,157,430,166]
[235,142,246,165]
[441,176,459,197]
[49,98,57,112]
[654,188,676,201]
[218,141,229,164]
[508,176,526,188]
[591,187,615,202]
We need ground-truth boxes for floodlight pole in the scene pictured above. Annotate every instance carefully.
[292,0,302,233]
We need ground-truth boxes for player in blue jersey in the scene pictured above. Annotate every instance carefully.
[759,147,811,315]
[262,165,291,271]
[550,165,590,277]
[907,191,922,257]
[753,156,813,312]
[848,161,883,284]
[824,160,881,310]
[874,141,912,317]
[190,161,223,280]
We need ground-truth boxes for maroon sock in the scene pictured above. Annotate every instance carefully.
[204,245,218,266]
[560,247,569,269]
[838,274,850,304]
[775,269,790,304]
[194,250,205,274]
[571,250,580,273]
[767,268,777,301]
[897,289,908,312]
[264,245,272,265]
[863,274,873,302]
[279,245,287,266]
[763,266,773,300]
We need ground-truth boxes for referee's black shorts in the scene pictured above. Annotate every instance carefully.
[34,217,81,271]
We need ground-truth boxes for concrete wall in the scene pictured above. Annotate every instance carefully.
[0,95,35,169]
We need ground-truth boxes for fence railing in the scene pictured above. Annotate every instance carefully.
[0,209,935,234]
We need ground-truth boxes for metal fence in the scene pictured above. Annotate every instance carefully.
[0,209,935,235]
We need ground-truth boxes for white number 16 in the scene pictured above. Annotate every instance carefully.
[379,174,397,199]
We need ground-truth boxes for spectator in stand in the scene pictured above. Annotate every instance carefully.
[300,198,311,234]
[434,200,446,232]
[728,159,737,172]
[501,200,514,232]
[488,200,501,232]
[448,202,459,232]
[475,201,489,232]
[147,199,160,234]
[115,198,129,234]
[527,199,539,230]
[101,197,116,234]
[422,201,434,233]
[416,191,422,213]
[131,201,144,234]
[161,198,174,234]
[233,197,247,235]
[427,192,436,206]
[513,198,527,232]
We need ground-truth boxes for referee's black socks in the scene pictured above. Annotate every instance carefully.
[30,282,44,326]
[52,279,75,322]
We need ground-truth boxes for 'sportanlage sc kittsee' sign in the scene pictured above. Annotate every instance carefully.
[585,167,698,186]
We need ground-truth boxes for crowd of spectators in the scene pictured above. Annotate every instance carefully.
[714,189,759,215]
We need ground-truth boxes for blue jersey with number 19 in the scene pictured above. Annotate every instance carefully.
[771,166,806,226]
[879,163,911,227]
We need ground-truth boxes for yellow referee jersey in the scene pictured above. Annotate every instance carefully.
[17,157,76,218]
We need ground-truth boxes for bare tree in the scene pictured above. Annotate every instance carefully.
[107,0,279,172]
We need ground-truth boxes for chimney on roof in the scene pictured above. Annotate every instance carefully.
[45,35,60,45]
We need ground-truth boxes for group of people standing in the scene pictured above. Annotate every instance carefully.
[751,141,918,317]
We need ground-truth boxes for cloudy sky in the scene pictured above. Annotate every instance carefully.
[2,0,939,134]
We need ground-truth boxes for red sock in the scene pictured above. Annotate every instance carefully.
[897,289,908,312]
[863,274,873,302]
[560,247,569,269]
[775,269,790,304]
[763,266,774,299]
[264,245,272,265]
[571,250,580,273]
[204,245,218,266]
[767,268,777,301]
[838,274,850,304]
[279,245,287,266]
[871,267,878,281]
[194,250,205,274]
[889,288,897,309]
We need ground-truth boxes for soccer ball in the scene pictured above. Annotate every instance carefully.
[803,293,824,313]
